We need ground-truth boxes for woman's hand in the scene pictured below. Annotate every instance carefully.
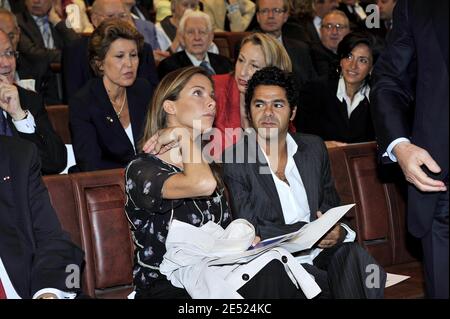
[325,140,348,148]
[316,211,345,248]
[252,236,261,247]
[143,127,190,155]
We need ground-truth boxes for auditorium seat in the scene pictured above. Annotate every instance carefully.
[43,142,425,299]
[46,105,71,144]
[213,32,251,62]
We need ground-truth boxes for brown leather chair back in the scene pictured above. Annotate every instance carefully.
[46,105,71,144]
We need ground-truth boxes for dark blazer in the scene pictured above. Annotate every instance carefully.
[296,17,321,46]
[69,78,153,172]
[16,54,60,105]
[0,136,84,298]
[16,9,80,64]
[283,37,317,87]
[310,42,340,79]
[296,77,375,143]
[370,0,449,237]
[157,51,233,80]
[5,86,67,175]
[223,133,340,240]
[62,36,159,102]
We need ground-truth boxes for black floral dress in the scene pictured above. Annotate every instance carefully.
[125,153,232,293]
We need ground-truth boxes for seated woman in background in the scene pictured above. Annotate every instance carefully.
[213,33,294,152]
[295,32,380,148]
[69,18,154,172]
[125,67,311,299]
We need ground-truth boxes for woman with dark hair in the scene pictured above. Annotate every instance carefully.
[295,32,379,147]
[69,18,154,172]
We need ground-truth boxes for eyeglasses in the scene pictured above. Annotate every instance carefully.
[93,12,130,20]
[257,8,287,16]
[321,23,349,31]
[0,50,19,59]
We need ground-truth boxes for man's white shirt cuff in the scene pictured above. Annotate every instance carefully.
[11,110,36,134]
[383,138,410,162]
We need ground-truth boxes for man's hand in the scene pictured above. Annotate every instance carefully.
[252,236,261,247]
[0,75,26,120]
[48,3,63,26]
[153,49,171,63]
[325,140,348,148]
[393,141,447,192]
[316,211,345,249]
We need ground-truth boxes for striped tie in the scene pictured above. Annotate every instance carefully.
[36,16,54,49]
[0,114,13,136]
[200,60,216,76]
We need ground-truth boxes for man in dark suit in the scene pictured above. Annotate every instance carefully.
[311,10,350,78]
[0,8,60,105]
[16,0,79,64]
[62,0,159,102]
[254,0,317,87]
[0,136,84,299]
[223,66,386,298]
[370,0,448,298]
[0,29,67,174]
[157,10,232,80]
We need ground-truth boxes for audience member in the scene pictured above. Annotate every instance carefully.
[337,0,367,31]
[154,0,172,22]
[54,0,94,33]
[223,66,386,298]
[16,0,80,64]
[202,0,256,32]
[69,19,153,171]
[311,9,350,78]
[157,10,232,79]
[296,32,379,147]
[212,33,293,152]
[0,136,84,299]
[0,29,67,174]
[254,0,317,87]
[371,0,396,40]
[0,0,26,13]
[295,0,338,45]
[62,0,158,102]
[123,0,154,21]
[0,8,60,105]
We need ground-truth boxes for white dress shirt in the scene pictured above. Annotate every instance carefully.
[2,110,36,134]
[259,134,356,265]
[313,16,322,39]
[336,76,370,118]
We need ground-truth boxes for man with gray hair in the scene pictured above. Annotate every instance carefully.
[157,10,232,79]
[311,9,350,78]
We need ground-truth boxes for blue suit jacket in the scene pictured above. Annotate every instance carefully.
[69,78,153,172]
[370,0,449,237]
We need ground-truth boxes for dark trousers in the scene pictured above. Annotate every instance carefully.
[421,187,449,298]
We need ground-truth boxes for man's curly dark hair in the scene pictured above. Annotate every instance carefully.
[245,67,299,119]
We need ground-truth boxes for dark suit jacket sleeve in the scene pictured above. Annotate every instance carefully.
[139,43,159,89]
[317,137,341,213]
[370,0,416,152]
[69,92,103,172]
[18,29,61,64]
[62,38,88,102]
[24,142,84,295]
[17,88,67,174]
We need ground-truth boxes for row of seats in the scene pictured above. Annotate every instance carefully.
[42,142,425,299]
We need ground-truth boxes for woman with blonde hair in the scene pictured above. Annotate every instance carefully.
[126,66,311,299]
[213,32,294,152]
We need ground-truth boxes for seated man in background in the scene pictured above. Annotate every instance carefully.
[0,29,67,175]
[223,66,386,298]
[157,10,232,79]
[62,0,159,101]
[0,136,84,299]
[202,0,256,32]
[0,8,60,105]
[254,0,317,88]
[16,0,80,64]
[311,10,350,78]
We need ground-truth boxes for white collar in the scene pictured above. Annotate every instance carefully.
[185,50,211,67]
[336,77,370,117]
